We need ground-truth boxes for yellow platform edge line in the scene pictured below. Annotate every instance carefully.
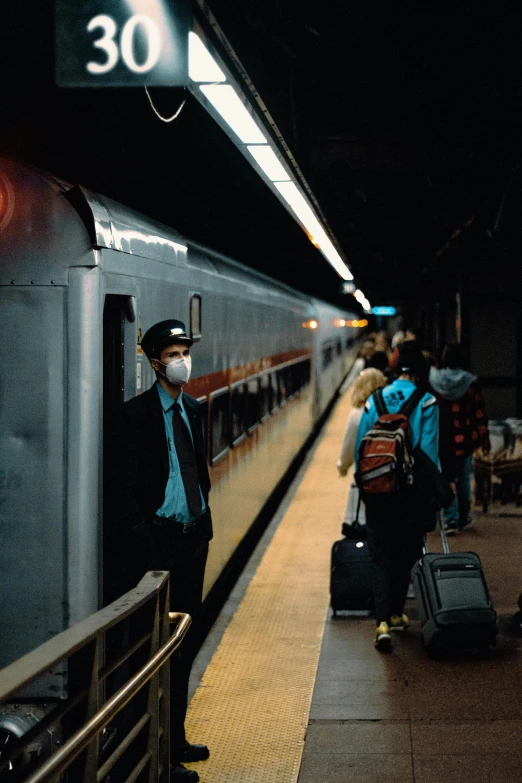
[185,391,354,783]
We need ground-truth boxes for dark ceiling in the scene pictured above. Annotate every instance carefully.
[2,2,522,308]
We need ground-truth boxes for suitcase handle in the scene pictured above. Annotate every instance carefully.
[422,511,450,556]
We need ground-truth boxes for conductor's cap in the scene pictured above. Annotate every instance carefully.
[141,319,193,358]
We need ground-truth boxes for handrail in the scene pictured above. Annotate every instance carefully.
[21,612,191,783]
[0,571,173,703]
[0,571,190,782]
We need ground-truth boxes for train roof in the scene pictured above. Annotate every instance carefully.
[0,157,355,315]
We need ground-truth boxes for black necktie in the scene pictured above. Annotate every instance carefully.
[172,402,203,518]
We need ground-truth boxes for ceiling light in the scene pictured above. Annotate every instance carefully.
[188,32,226,83]
[274,182,353,280]
[246,145,290,182]
[199,84,266,144]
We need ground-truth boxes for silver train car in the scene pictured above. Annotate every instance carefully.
[0,158,361,680]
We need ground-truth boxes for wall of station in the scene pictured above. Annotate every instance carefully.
[415,224,522,419]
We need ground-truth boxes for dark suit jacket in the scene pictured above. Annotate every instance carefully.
[105,384,213,540]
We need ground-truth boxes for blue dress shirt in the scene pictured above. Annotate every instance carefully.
[155,383,206,524]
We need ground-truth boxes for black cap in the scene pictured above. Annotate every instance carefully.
[396,340,426,378]
[141,319,193,358]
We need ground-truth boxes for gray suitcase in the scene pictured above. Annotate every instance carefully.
[413,518,497,655]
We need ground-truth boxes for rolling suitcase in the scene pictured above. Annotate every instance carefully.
[413,517,498,655]
[330,534,374,615]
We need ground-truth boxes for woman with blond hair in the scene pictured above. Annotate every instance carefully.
[337,368,387,526]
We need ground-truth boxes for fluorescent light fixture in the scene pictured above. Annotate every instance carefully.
[246,145,290,182]
[274,181,353,280]
[318,235,354,280]
[354,290,372,311]
[199,85,267,144]
[189,32,227,83]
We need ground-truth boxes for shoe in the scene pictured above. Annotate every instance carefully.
[390,614,409,631]
[458,518,473,531]
[170,763,199,782]
[375,622,392,650]
[181,742,210,762]
[443,524,458,536]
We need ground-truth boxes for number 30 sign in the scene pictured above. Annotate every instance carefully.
[56,0,190,87]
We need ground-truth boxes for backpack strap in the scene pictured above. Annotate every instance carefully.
[399,387,425,417]
[373,387,388,416]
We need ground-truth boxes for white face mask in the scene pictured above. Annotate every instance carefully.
[158,356,192,385]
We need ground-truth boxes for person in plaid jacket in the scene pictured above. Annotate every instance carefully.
[429,343,491,534]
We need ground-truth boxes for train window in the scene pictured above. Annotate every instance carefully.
[322,344,333,369]
[209,388,229,464]
[245,377,259,431]
[300,361,308,391]
[190,294,202,341]
[231,382,247,445]
[259,373,270,420]
[270,372,279,412]
[286,365,296,399]
[197,396,209,461]
[277,367,287,406]
[301,358,311,388]
[293,359,309,392]
[336,339,342,356]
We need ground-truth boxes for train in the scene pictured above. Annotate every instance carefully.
[0,157,362,690]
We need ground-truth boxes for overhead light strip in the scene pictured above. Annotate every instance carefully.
[188,31,226,82]
[189,31,354,282]
[246,145,291,182]
[199,84,267,144]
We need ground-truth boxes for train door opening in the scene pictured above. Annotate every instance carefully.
[102,294,134,605]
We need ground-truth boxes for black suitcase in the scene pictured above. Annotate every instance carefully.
[330,537,374,615]
[413,519,497,654]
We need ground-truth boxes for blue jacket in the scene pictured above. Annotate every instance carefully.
[354,379,440,469]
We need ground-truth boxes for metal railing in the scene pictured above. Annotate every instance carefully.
[0,571,191,782]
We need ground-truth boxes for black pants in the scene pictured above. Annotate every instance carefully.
[131,520,209,762]
[365,495,424,626]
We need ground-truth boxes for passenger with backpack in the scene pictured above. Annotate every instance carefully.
[337,368,388,528]
[354,341,440,651]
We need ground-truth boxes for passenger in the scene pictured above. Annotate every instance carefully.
[373,330,391,358]
[340,340,376,393]
[388,329,405,372]
[105,319,212,783]
[429,343,490,535]
[337,368,388,527]
[355,341,439,651]
[366,350,392,379]
[404,326,421,343]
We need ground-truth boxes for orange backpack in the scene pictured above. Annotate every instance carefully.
[356,387,424,496]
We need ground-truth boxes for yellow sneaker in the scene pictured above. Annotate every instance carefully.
[390,614,409,631]
[375,622,392,650]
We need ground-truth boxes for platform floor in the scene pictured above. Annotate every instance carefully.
[186,389,522,783]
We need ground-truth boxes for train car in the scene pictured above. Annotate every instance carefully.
[0,158,361,686]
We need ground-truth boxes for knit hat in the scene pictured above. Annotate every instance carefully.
[396,341,427,378]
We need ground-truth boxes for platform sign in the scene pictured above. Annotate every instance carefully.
[371,306,397,316]
[341,281,356,294]
[56,0,190,87]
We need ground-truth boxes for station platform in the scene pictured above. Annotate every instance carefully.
[184,388,522,783]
